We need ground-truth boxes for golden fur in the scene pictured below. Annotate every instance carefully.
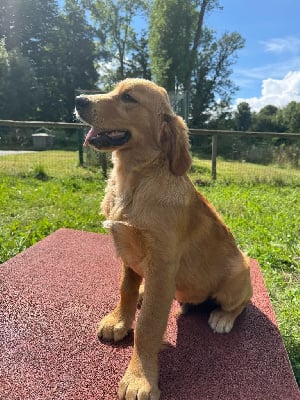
[75,78,253,400]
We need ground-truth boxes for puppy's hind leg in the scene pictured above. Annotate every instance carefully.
[209,263,253,334]
[208,302,248,334]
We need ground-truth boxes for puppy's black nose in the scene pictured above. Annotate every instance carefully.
[75,96,90,109]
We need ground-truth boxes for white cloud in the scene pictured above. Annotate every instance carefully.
[261,36,300,54]
[236,71,300,111]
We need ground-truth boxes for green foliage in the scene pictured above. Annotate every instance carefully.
[230,101,300,134]
[279,101,300,133]
[149,0,244,124]
[207,100,300,166]
[251,105,283,133]
[0,0,98,121]
[55,0,99,121]
[83,0,151,89]
[149,0,196,90]
[191,30,245,127]
[1,0,299,138]
[234,102,252,131]
[0,40,38,120]
[126,31,152,80]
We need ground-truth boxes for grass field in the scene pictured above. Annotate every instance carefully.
[0,150,299,385]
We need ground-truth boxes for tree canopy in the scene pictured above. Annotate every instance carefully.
[82,0,151,88]
[207,100,300,135]
[0,0,300,134]
[0,0,98,121]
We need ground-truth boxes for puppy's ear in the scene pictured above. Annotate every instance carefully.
[160,114,192,176]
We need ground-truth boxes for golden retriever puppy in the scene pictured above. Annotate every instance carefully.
[75,78,253,400]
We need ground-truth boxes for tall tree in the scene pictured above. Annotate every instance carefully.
[0,0,63,120]
[82,0,150,89]
[149,0,195,91]
[0,0,19,51]
[191,30,244,127]
[252,105,283,133]
[0,40,38,120]
[57,0,99,121]
[235,102,252,131]
[0,0,98,121]
[126,30,151,80]
[149,0,244,126]
[279,101,300,133]
[149,0,221,92]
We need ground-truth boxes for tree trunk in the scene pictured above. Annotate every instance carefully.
[185,0,210,93]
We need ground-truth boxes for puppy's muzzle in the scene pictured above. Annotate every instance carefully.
[75,94,131,149]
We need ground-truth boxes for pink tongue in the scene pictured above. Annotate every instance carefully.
[83,128,97,147]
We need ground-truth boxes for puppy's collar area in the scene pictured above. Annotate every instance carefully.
[83,127,131,148]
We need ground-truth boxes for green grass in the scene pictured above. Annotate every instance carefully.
[0,151,107,261]
[190,156,300,186]
[200,183,300,381]
[0,150,299,385]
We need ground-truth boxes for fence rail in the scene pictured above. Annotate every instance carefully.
[0,120,86,129]
[189,128,300,139]
[1,120,299,180]
[0,119,87,166]
[1,120,299,138]
[190,129,300,179]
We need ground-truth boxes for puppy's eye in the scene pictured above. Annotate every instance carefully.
[121,92,138,103]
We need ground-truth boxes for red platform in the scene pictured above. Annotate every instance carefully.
[0,228,299,400]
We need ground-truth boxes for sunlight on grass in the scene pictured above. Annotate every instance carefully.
[190,157,300,186]
[1,150,299,184]
[0,150,93,178]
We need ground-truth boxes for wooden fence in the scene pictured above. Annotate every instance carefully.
[0,119,299,179]
[0,119,86,166]
[189,128,300,179]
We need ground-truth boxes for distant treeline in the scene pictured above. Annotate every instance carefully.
[192,102,300,167]
[1,0,245,126]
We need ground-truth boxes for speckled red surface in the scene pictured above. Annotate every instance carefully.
[0,228,299,400]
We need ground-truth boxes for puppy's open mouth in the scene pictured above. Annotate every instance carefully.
[83,127,131,149]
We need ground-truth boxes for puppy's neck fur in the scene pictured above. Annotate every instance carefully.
[109,148,192,216]
[112,148,167,189]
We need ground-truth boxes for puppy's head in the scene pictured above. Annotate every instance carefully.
[75,78,191,175]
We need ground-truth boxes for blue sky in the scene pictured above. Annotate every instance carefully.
[206,0,300,109]
[59,0,300,110]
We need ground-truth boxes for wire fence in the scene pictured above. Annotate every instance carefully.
[0,120,299,185]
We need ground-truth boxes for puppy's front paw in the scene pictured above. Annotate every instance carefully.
[97,311,131,342]
[208,308,234,334]
[118,368,160,400]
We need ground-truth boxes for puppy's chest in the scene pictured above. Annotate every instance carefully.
[107,219,147,278]
[105,182,150,223]
[107,192,134,221]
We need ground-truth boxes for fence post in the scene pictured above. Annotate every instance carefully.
[99,153,108,179]
[212,134,218,180]
[78,128,84,166]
